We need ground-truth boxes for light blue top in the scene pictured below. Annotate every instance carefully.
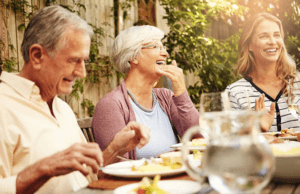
[128,90,178,159]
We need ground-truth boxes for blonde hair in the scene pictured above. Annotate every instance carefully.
[235,13,297,94]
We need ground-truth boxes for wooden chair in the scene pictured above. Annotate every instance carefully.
[77,117,96,142]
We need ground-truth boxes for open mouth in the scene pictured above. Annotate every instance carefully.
[264,48,277,53]
[63,78,75,83]
[156,61,165,65]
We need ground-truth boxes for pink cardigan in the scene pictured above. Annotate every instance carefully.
[92,81,199,159]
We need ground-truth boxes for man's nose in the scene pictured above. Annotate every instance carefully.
[74,60,87,78]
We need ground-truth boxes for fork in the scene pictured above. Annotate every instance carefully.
[116,155,133,161]
[98,156,135,170]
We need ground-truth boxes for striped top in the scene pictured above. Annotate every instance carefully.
[225,77,300,132]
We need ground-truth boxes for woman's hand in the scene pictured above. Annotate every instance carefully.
[109,121,150,155]
[255,94,275,132]
[157,60,186,97]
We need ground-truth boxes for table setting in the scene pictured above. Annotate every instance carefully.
[73,90,300,194]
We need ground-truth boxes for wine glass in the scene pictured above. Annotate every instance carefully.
[182,91,275,194]
[284,84,300,124]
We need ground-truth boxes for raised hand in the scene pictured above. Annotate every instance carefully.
[157,60,186,97]
[255,94,275,132]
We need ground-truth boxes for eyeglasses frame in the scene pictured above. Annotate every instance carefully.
[141,43,167,51]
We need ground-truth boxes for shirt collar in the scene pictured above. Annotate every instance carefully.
[0,71,40,100]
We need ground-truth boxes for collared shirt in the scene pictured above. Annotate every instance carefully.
[0,71,89,193]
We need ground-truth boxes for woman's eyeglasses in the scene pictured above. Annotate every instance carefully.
[141,43,167,51]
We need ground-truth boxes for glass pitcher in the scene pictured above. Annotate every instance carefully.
[182,110,275,193]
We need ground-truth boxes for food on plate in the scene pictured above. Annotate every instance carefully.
[277,128,296,137]
[263,134,284,144]
[192,150,203,160]
[190,138,206,159]
[130,175,168,194]
[132,154,182,172]
[191,138,206,146]
[160,152,182,165]
[297,133,300,142]
[263,128,300,143]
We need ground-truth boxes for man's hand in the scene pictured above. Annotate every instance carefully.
[157,60,186,97]
[16,143,103,194]
[40,143,103,176]
[255,94,275,132]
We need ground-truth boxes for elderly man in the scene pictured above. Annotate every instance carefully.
[0,5,150,194]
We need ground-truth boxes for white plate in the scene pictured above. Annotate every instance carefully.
[262,132,297,140]
[170,143,206,151]
[102,158,185,178]
[271,142,300,181]
[113,180,201,194]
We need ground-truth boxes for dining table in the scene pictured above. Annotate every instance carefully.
[70,170,300,194]
[71,134,300,194]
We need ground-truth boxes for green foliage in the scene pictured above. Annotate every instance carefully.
[58,0,86,16]
[71,79,84,101]
[161,0,244,104]
[286,35,300,69]
[4,0,38,30]
[0,42,18,73]
[5,0,38,17]
[81,99,95,117]
[1,58,18,72]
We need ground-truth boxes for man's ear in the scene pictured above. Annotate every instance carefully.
[28,44,45,71]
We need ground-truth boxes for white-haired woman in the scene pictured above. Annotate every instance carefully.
[226,13,300,132]
[92,25,199,160]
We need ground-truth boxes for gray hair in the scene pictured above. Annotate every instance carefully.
[21,5,94,62]
[111,25,164,74]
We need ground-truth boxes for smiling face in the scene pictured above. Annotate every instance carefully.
[37,28,91,101]
[132,41,168,79]
[249,19,283,66]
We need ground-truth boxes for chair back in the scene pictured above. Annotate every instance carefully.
[77,117,95,142]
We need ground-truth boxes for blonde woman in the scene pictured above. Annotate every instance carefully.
[226,13,299,132]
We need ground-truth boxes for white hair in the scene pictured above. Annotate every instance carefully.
[111,25,164,74]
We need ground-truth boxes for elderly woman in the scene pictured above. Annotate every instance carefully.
[226,13,300,132]
[92,25,199,160]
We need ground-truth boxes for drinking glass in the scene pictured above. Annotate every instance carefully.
[182,91,275,194]
[283,84,300,123]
